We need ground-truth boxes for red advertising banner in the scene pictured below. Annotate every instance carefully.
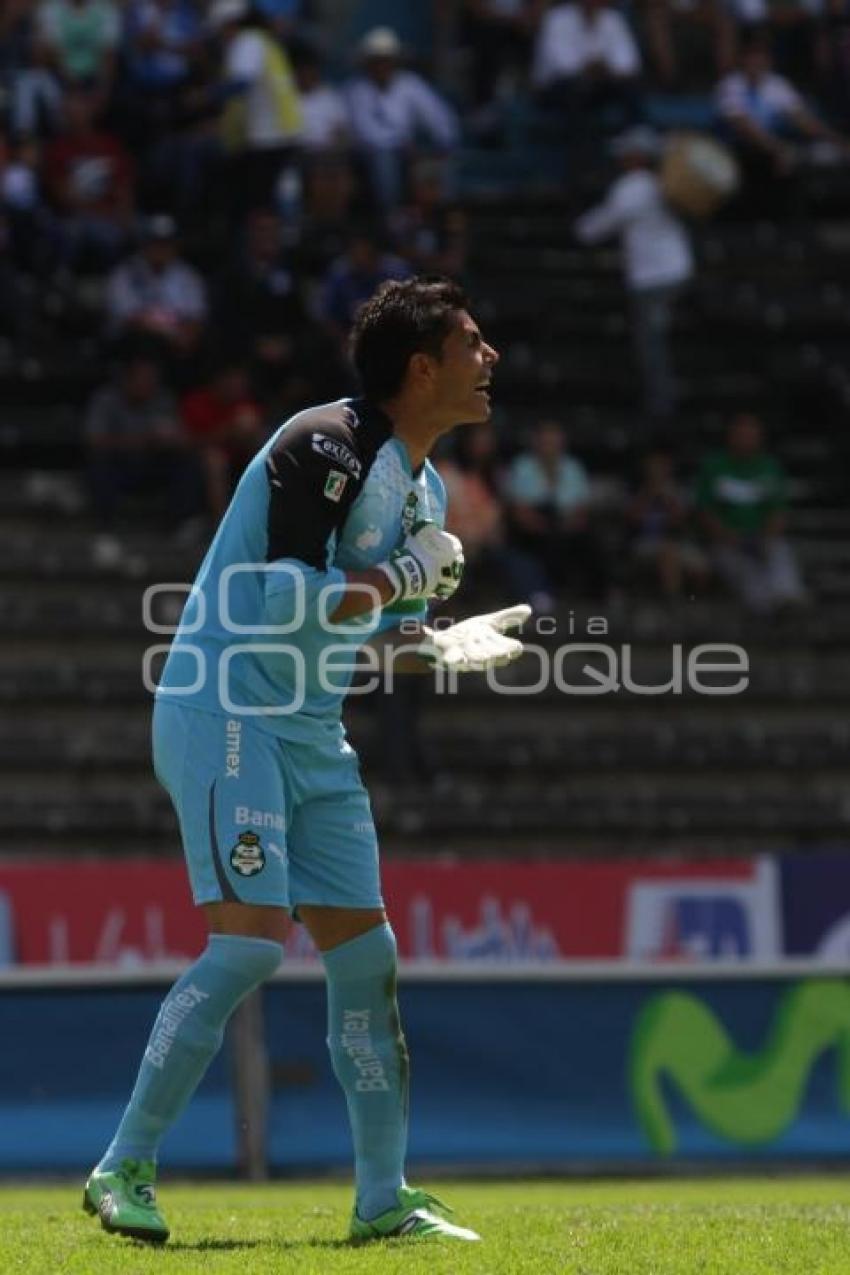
[0,857,780,966]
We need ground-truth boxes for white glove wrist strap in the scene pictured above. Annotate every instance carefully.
[383,551,426,601]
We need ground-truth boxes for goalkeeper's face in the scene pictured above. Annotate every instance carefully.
[431,310,499,426]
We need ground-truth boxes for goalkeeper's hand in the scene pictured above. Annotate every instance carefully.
[418,604,532,673]
[378,520,465,603]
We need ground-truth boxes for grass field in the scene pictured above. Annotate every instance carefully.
[2,1177,849,1275]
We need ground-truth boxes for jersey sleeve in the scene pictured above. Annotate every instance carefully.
[264,412,367,627]
[266,414,365,567]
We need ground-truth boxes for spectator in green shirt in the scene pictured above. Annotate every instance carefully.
[696,411,806,612]
[37,0,119,92]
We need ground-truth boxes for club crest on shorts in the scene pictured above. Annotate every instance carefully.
[230,831,266,877]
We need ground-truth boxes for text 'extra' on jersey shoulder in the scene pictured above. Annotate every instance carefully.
[264,398,393,568]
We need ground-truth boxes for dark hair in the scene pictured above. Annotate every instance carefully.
[350,276,469,401]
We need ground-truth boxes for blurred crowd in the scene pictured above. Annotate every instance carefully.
[1,0,832,613]
[436,409,807,616]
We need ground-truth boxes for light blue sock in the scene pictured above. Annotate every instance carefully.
[98,934,282,1171]
[322,923,409,1222]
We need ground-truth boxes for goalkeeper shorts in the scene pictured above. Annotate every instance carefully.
[152,701,382,914]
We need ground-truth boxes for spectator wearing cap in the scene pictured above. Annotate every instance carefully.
[575,126,693,420]
[36,0,120,94]
[532,0,643,133]
[44,84,134,271]
[716,38,850,215]
[208,0,302,216]
[346,26,460,212]
[696,412,807,613]
[105,214,207,355]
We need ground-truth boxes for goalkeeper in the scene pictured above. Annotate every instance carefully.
[83,277,529,1245]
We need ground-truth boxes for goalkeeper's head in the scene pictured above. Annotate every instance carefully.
[350,276,499,431]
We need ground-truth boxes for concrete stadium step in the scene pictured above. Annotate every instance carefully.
[351,724,850,775]
[0,584,186,638]
[0,785,845,848]
[2,703,848,778]
[369,788,849,841]
[0,532,203,586]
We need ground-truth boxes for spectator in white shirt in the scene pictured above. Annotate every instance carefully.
[346,26,460,212]
[106,214,208,356]
[715,38,850,213]
[575,126,693,420]
[292,48,349,154]
[533,0,643,130]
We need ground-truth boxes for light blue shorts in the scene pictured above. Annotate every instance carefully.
[152,700,382,913]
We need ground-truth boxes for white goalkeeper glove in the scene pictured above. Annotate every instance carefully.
[379,520,465,603]
[418,604,532,673]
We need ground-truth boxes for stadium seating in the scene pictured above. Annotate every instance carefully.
[4,166,850,858]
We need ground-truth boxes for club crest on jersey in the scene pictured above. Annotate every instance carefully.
[230,831,266,877]
[324,470,349,503]
[312,433,362,478]
[402,492,419,534]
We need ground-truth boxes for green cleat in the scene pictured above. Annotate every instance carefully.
[82,1158,170,1244]
[349,1186,481,1243]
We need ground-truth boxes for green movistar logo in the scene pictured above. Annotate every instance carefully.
[629,979,850,1154]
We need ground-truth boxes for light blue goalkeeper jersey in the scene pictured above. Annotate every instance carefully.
[157,397,447,741]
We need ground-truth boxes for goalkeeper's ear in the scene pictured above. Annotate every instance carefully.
[481,604,533,633]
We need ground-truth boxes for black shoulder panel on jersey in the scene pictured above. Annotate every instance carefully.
[265,398,392,567]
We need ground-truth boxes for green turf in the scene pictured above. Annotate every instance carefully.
[1,1177,849,1274]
